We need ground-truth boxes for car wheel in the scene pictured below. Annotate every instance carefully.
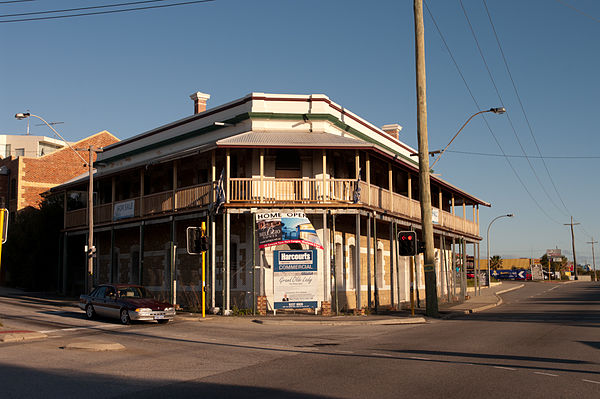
[157,319,169,324]
[85,304,96,320]
[120,309,131,325]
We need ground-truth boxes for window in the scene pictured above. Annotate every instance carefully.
[1,144,10,158]
[15,148,24,157]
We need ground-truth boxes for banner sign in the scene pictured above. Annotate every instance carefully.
[546,249,561,258]
[491,269,528,280]
[113,199,135,220]
[273,250,318,310]
[256,212,323,249]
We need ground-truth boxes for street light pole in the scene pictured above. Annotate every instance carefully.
[486,213,514,286]
[15,112,100,292]
[587,238,598,282]
[430,107,506,169]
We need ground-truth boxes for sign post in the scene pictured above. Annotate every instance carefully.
[0,209,8,272]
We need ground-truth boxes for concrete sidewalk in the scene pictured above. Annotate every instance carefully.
[438,281,525,317]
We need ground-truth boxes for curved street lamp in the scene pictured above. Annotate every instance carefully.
[487,213,514,286]
[430,107,506,169]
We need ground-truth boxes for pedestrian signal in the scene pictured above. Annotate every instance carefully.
[398,231,417,256]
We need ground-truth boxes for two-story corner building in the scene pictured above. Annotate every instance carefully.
[53,91,489,314]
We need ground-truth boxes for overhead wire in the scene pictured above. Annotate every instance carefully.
[445,149,600,159]
[423,1,563,225]
[555,0,600,23]
[482,0,572,218]
[483,0,594,240]
[0,0,214,23]
[459,0,569,219]
[0,0,172,18]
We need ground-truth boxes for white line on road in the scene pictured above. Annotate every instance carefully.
[335,350,354,354]
[39,324,124,334]
[534,372,558,377]
[494,366,517,371]
[582,379,600,385]
[410,356,430,360]
[372,353,394,357]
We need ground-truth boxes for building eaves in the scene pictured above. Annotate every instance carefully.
[216,131,372,148]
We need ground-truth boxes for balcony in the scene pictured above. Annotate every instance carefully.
[65,178,479,237]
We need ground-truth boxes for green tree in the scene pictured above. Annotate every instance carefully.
[490,255,502,270]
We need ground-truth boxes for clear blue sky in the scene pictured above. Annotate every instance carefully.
[1,0,599,266]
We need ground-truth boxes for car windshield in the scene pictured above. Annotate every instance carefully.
[117,287,153,299]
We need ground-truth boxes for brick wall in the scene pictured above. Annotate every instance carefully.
[3,131,119,211]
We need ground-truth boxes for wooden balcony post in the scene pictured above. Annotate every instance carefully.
[260,149,264,203]
[211,150,216,204]
[462,200,466,231]
[322,150,327,202]
[173,161,178,210]
[366,153,371,205]
[388,163,393,212]
[138,171,144,216]
[451,194,455,215]
[226,149,230,204]
[439,187,442,224]
[408,174,412,200]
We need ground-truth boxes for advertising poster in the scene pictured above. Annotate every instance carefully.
[273,250,318,310]
[256,212,323,249]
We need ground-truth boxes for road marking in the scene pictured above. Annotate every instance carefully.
[372,353,394,357]
[582,379,600,385]
[39,324,124,334]
[410,356,430,360]
[494,366,516,371]
[534,372,558,377]
[335,350,354,354]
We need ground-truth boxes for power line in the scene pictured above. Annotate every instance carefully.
[0,0,214,23]
[1,0,170,18]
[445,149,600,159]
[555,0,600,23]
[0,1,34,4]
[424,1,563,225]
[459,0,569,219]
[483,0,572,217]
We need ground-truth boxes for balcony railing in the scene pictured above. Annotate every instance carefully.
[64,179,479,236]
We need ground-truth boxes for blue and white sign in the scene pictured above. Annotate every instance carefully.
[113,199,135,220]
[273,250,318,310]
[491,269,528,280]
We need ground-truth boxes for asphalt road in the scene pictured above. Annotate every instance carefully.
[0,281,598,398]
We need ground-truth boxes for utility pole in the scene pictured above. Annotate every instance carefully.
[564,216,580,280]
[586,238,597,282]
[76,145,103,292]
[413,0,438,317]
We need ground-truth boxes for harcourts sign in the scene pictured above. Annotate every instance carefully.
[273,250,318,310]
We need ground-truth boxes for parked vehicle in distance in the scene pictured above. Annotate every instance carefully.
[79,284,175,325]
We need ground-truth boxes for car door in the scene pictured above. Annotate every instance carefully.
[103,286,120,319]
[90,286,108,316]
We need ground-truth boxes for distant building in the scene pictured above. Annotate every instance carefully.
[0,134,69,159]
[0,131,119,212]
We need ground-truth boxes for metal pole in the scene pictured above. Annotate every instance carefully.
[333,213,339,315]
[373,215,379,313]
[566,216,580,280]
[367,213,372,309]
[588,238,598,282]
[87,147,94,292]
[252,212,256,316]
[413,0,438,317]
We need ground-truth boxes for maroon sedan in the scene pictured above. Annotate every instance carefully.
[79,284,175,325]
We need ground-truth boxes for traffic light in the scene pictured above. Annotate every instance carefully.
[186,226,208,255]
[398,231,417,256]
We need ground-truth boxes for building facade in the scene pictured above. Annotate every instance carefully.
[54,92,489,313]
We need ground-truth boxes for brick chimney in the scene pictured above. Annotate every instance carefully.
[381,124,402,140]
[190,91,211,114]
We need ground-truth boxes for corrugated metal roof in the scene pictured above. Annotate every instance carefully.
[216,131,371,148]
